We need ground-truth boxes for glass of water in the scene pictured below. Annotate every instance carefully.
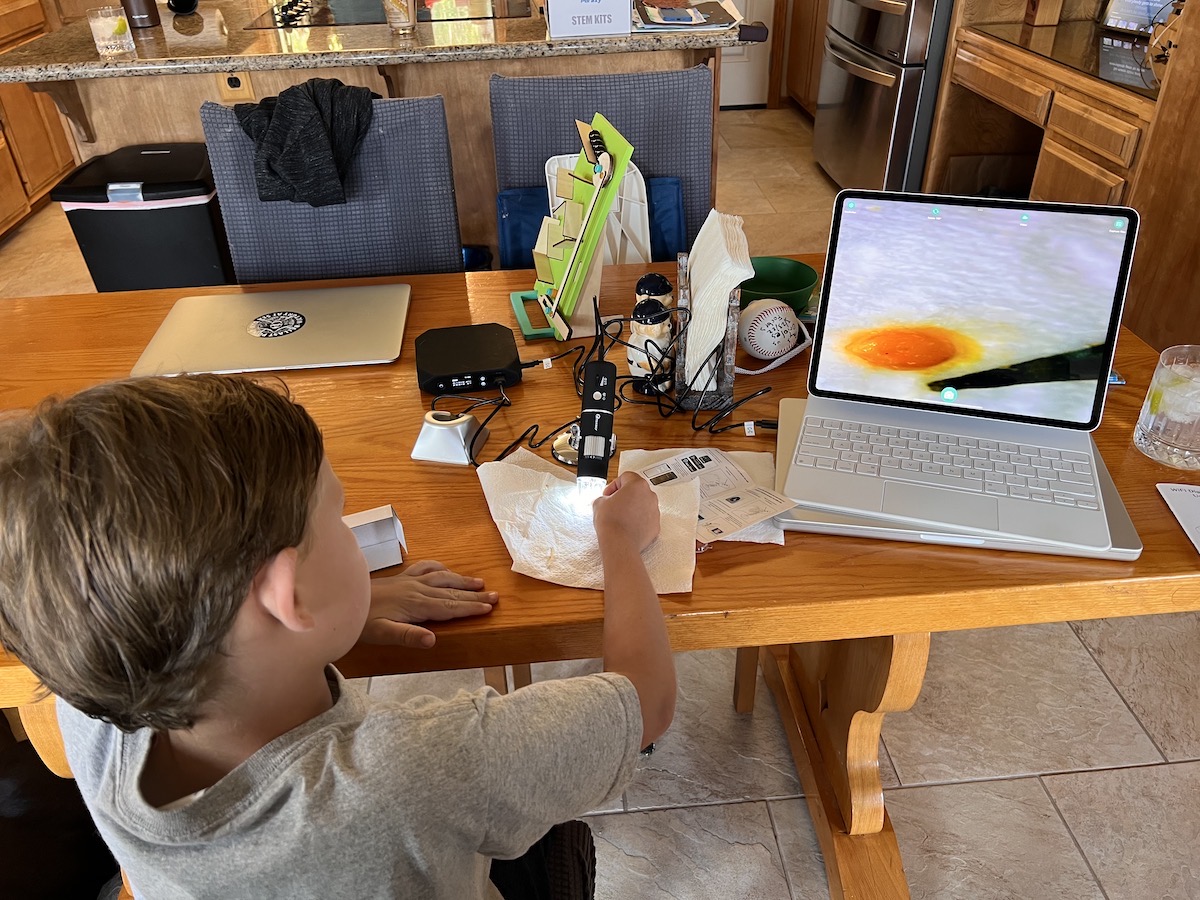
[382,0,415,33]
[1134,345,1200,469]
[87,6,136,58]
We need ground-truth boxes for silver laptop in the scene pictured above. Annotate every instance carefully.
[774,399,1141,560]
[131,283,411,376]
[783,191,1139,553]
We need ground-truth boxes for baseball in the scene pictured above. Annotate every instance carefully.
[738,299,801,360]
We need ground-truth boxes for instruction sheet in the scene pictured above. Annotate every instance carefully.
[634,449,795,542]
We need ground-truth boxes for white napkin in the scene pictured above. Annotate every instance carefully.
[476,448,700,593]
[684,209,755,385]
[619,449,784,545]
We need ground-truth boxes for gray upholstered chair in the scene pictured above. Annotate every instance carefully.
[200,96,463,282]
[488,66,715,267]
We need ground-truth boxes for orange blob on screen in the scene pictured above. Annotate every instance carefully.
[845,326,976,371]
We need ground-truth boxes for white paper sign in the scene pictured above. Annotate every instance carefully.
[546,0,632,39]
[1157,483,1200,555]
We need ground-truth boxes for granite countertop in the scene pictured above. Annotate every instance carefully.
[0,0,744,82]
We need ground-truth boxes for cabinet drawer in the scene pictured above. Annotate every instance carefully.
[0,0,43,48]
[951,47,1052,126]
[1030,139,1125,205]
[1047,93,1141,168]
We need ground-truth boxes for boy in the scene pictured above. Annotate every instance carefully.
[0,374,676,899]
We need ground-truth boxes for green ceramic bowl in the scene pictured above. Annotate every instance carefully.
[739,257,819,316]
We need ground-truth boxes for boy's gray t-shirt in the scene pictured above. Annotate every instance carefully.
[59,668,643,900]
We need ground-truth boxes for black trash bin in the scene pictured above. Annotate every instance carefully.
[50,143,233,292]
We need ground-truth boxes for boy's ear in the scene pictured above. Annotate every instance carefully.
[251,548,313,633]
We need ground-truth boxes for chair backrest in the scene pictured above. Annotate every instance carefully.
[1,682,135,900]
[200,96,464,282]
[490,67,714,251]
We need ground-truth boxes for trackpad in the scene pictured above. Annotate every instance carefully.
[882,482,999,531]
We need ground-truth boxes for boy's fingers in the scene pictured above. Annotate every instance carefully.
[418,569,486,591]
[403,560,446,576]
[361,619,437,648]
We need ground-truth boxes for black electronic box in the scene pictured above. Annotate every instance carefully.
[414,323,524,394]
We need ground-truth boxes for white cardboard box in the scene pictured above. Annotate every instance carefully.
[343,505,408,572]
[546,0,632,39]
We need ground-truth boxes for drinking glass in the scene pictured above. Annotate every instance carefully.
[382,0,414,34]
[87,6,136,57]
[1133,345,1200,469]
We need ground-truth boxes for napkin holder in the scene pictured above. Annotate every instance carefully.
[673,252,739,410]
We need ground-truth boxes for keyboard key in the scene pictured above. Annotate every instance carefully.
[1019,444,1040,456]
[1031,491,1053,503]
[796,454,816,467]
[995,462,1015,474]
[964,469,984,481]
[900,429,919,439]
[913,450,932,462]
[918,431,937,441]
[802,434,832,448]
[1077,499,1100,510]
[836,460,855,472]
[1061,450,1090,463]
[816,458,835,469]
[960,437,978,448]
[856,463,879,476]
[1009,485,1031,499]
[1005,474,1026,486]
[999,441,1019,453]
[921,462,941,474]
[1053,494,1076,506]
[880,426,898,436]
[881,457,901,468]
[985,482,1008,495]
[1040,448,1060,459]
[979,439,998,450]
[834,440,852,450]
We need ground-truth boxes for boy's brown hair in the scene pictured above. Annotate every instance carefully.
[0,375,324,732]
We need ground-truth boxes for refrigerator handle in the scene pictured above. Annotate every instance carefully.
[823,38,899,88]
[845,0,908,14]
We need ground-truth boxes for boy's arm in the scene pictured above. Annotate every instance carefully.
[361,561,498,647]
[593,472,676,747]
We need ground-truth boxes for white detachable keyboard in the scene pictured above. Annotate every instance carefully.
[793,416,1099,509]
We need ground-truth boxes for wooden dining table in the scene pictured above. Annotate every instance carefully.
[3,259,1199,900]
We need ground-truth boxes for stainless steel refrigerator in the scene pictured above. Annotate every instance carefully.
[812,0,954,191]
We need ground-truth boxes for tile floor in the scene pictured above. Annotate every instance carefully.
[4,106,1200,898]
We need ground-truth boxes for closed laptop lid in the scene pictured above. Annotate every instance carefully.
[808,191,1139,432]
[131,283,411,376]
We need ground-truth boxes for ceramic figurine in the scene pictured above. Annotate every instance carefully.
[627,274,675,395]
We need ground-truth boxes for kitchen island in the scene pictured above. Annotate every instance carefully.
[0,0,746,248]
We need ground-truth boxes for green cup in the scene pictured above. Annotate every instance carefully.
[739,257,819,316]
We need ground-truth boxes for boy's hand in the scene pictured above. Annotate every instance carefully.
[361,560,498,648]
[593,472,661,554]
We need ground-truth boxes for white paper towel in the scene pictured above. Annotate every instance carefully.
[619,449,785,545]
[476,448,700,593]
[684,209,755,385]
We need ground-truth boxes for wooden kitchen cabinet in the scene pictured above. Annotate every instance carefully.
[0,134,28,232]
[0,82,74,197]
[785,0,830,115]
[928,26,1156,205]
[0,0,76,240]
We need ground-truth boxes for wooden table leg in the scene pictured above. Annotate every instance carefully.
[760,634,930,900]
[483,666,509,694]
[511,663,533,689]
[733,645,759,713]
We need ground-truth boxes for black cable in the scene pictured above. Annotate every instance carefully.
[492,416,581,462]
[519,345,586,370]
[467,383,512,467]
